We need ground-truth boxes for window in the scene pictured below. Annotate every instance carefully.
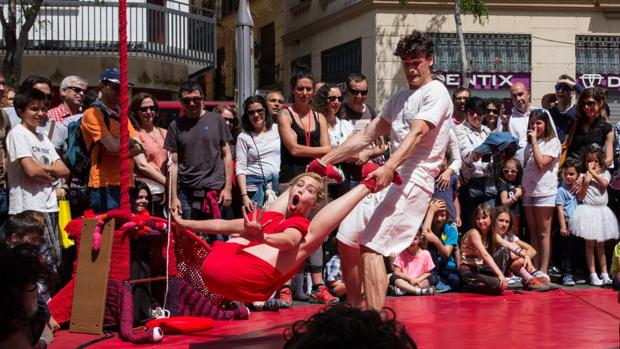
[429,33,531,73]
[291,54,311,74]
[576,35,620,74]
[321,38,361,84]
[258,23,276,88]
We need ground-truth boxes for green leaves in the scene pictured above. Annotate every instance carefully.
[462,0,489,25]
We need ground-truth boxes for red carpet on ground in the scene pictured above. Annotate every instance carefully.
[50,289,620,349]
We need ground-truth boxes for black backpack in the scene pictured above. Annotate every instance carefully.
[64,102,111,183]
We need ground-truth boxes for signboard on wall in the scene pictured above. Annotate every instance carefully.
[577,73,620,91]
[434,72,531,90]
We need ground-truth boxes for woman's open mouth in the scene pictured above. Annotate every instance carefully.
[291,194,300,208]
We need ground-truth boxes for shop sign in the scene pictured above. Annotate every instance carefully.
[435,72,531,90]
[577,73,620,91]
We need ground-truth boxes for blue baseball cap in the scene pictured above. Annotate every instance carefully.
[100,67,133,85]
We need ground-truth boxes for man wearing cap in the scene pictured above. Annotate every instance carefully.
[80,67,140,213]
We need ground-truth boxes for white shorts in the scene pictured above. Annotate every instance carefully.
[336,180,433,256]
[522,194,555,207]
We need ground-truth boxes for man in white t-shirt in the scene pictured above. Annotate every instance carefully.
[7,88,70,270]
[320,31,453,310]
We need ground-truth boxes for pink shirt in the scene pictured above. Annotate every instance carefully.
[138,127,168,173]
[394,249,435,279]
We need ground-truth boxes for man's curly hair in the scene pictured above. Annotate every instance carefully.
[283,303,417,349]
[393,31,434,59]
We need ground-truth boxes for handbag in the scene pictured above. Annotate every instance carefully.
[58,193,75,248]
[560,121,577,167]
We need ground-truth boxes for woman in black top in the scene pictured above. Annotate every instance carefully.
[566,87,614,167]
[278,67,331,183]
[276,67,337,306]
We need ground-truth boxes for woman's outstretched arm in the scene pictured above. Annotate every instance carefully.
[172,210,245,235]
[302,184,371,253]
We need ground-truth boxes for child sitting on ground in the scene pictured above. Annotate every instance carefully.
[421,198,460,292]
[492,206,550,291]
[433,148,461,227]
[389,234,435,296]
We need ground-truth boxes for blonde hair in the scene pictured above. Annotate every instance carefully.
[290,172,327,202]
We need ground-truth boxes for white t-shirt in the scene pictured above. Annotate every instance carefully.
[380,80,453,190]
[522,137,561,197]
[509,107,558,160]
[328,118,354,147]
[235,125,281,192]
[7,124,61,213]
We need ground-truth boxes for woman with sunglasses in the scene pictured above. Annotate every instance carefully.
[130,92,167,215]
[455,96,493,231]
[483,98,504,133]
[565,87,614,167]
[236,95,280,210]
[315,84,355,199]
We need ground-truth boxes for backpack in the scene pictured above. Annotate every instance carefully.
[64,102,111,183]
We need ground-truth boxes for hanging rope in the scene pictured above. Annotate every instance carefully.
[118,0,130,211]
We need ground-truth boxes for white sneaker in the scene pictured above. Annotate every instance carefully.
[601,273,613,286]
[590,273,603,286]
[532,270,550,282]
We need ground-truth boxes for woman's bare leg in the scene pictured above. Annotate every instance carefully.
[303,185,371,253]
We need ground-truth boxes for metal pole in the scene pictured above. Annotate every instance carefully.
[236,0,254,113]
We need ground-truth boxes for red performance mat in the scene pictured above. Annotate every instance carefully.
[50,289,619,349]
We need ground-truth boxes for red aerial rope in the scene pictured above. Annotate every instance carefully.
[118,0,130,211]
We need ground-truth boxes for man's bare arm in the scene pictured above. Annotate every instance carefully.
[322,116,391,165]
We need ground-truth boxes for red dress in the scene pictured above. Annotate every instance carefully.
[200,211,310,302]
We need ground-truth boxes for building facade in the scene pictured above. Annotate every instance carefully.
[211,0,284,100]
[280,0,620,122]
[0,0,216,100]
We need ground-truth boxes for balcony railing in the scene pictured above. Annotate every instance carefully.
[0,0,216,67]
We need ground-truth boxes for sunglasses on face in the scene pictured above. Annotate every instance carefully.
[248,108,264,115]
[139,106,157,112]
[328,96,343,102]
[468,109,485,116]
[224,118,235,123]
[349,88,368,96]
[0,80,7,86]
[182,96,202,105]
[555,84,572,92]
[502,169,518,174]
[66,86,86,94]
[486,108,499,114]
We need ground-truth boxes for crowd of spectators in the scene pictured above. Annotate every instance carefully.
[2,61,620,346]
